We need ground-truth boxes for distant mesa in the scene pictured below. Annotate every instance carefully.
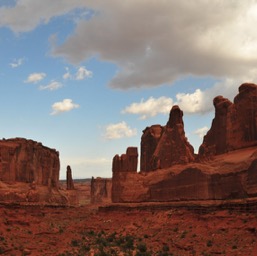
[93,83,257,203]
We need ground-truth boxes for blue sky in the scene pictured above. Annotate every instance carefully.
[0,1,257,179]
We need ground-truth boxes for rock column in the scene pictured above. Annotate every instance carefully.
[66,165,75,190]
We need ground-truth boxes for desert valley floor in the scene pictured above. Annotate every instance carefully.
[1,181,257,256]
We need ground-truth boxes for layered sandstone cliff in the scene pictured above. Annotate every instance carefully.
[0,138,67,204]
[111,83,257,203]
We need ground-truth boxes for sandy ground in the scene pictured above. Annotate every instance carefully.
[1,203,257,256]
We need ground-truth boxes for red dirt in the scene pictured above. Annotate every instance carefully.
[1,203,257,255]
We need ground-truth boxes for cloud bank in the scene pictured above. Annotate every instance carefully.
[51,0,257,90]
[3,1,257,92]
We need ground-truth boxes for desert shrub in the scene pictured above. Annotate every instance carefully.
[70,239,79,247]
[206,240,213,247]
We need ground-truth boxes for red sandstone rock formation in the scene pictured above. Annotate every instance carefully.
[0,138,68,205]
[91,177,112,203]
[199,83,257,156]
[112,147,138,173]
[110,83,257,203]
[0,138,59,188]
[112,147,257,202]
[66,165,75,190]
[141,105,195,171]
[112,147,138,202]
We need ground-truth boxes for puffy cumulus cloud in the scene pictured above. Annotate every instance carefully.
[52,0,257,90]
[176,89,204,114]
[39,80,63,91]
[9,58,24,68]
[0,0,89,33]
[50,99,79,115]
[104,121,137,140]
[193,126,209,139]
[122,96,173,120]
[75,66,93,80]
[25,72,46,83]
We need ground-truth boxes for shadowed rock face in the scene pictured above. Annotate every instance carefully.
[0,138,59,189]
[141,105,195,171]
[199,83,257,156]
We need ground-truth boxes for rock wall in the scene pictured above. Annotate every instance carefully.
[0,138,60,188]
[141,105,195,172]
[199,83,257,156]
[112,148,257,202]
[91,177,112,203]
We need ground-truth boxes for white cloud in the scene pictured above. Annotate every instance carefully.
[25,72,46,84]
[50,99,79,115]
[122,96,173,120]
[51,1,257,90]
[193,126,209,139]
[104,121,137,140]
[75,66,93,80]
[176,89,204,114]
[9,58,24,68]
[39,80,63,91]
[175,77,250,114]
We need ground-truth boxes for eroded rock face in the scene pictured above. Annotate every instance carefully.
[141,105,195,171]
[0,138,60,188]
[199,83,257,156]
[112,147,138,173]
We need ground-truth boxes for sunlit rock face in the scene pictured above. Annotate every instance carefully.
[0,138,68,204]
[0,138,60,188]
[199,83,257,156]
